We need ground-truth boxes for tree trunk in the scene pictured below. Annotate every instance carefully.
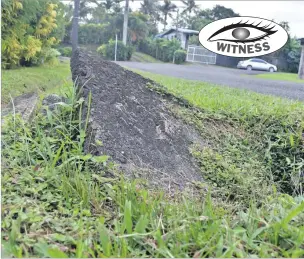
[298,46,304,79]
[122,0,130,45]
[164,13,167,30]
[71,0,80,51]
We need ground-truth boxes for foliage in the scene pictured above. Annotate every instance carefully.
[262,23,301,73]
[58,46,73,57]
[198,5,240,20]
[181,0,199,15]
[2,77,304,257]
[97,40,134,61]
[188,35,200,45]
[173,49,187,64]
[78,23,111,45]
[1,61,71,104]
[139,38,182,63]
[158,0,177,30]
[1,0,65,68]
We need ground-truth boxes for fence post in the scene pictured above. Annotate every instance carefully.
[115,34,118,61]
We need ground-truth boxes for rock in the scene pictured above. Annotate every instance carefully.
[71,49,204,190]
[2,92,39,123]
[42,94,67,112]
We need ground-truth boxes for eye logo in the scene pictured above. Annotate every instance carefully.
[199,16,288,58]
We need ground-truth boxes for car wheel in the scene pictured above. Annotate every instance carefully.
[246,65,252,71]
[269,67,274,73]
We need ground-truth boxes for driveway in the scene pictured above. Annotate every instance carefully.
[116,62,304,101]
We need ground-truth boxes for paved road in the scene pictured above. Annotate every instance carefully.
[116,62,304,101]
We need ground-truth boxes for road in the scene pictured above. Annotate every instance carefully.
[116,62,304,101]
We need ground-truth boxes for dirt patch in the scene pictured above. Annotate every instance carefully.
[71,49,204,189]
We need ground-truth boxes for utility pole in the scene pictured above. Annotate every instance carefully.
[298,38,304,79]
[122,0,130,45]
[71,0,80,51]
[115,34,118,61]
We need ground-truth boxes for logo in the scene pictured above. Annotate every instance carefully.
[199,16,288,58]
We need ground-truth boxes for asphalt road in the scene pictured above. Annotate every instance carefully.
[116,62,304,101]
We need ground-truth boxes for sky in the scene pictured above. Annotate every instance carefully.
[127,1,304,37]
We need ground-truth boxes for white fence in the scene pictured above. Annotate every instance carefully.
[186,45,217,64]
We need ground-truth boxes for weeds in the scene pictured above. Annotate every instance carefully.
[2,75,304,257]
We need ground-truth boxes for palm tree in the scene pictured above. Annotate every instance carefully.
[158,0,177,30]
[71,0,80,51]
[140,0,156,15]
[181,0,198,15]
[122,0,130,45]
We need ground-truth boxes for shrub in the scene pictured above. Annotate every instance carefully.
[138,38,183,63]
[59,46,72,57]
[174,49,187,64]
[79,23,112,45]
[97,40,134,61]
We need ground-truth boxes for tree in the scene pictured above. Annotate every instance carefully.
[128,12,149,44]
[140,0,157,15]
[71,0,80,51]
[139,0,159,35]
[158,0,177,30]
[181,0,198,15]
[1,0,64,68]
[122,0,130,45]
[90,0,122,14]
[199,5,239,21]
[299,40,304,79]
[79,0,93,21]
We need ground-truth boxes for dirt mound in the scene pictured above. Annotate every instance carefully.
[71,49,203,189]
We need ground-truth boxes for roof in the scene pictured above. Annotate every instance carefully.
[158,28,199,38]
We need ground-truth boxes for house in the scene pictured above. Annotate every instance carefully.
[156,28,199,50]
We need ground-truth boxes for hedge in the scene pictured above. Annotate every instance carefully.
[97,40,134,61]
[174,50,187,64]
[78,24,113,45]
[138,38,186,63]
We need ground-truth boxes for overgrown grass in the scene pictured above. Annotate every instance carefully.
[1,60,71,104]
[2,70,304,257]
[133,70,304,195]
[131,52,163,63]
[255,72,304,83]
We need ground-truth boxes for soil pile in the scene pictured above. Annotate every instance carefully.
[71,49,203,189]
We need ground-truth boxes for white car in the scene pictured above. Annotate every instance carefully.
[237,58,277,72]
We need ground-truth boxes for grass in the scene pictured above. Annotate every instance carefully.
[2,67,304,257]
[1,60,71,104]
[131,52,163,63]
[255,72,304,83]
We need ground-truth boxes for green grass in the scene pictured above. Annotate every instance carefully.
[1,60,71,104]
[131,52,163,63]
[132,70,304,194]
[2,68,304,258]
[133,70,304,123]
[255,72,304,83]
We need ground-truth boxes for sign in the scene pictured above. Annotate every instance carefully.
[199,16,288,58]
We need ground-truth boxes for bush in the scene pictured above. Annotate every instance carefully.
[174,49,187,64]
[79,23,112,45]
[138,38,183,63]
[58,46,72,57]
[97,40,134,61]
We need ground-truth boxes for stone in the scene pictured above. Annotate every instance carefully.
[42,94,67,112]
[2,92,39,123]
